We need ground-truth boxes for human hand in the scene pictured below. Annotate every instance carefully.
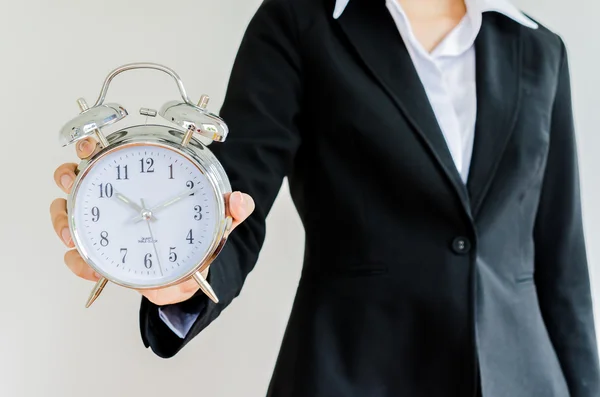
[50,137,255,305]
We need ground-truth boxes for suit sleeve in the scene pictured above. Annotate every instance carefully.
[533,38,600,396]
[139,0,303,358]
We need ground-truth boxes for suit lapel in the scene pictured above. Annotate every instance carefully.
[467,13,523,216]
[335,0,470,210]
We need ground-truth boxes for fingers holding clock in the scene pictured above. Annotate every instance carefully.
[75,137,97,159]
[50,198,74,248]
[53,138,97,194]
[51,198,98,281]
[54,163,78,194]
[64,250,101,282]
[139,279,200,306]
[227,191,255,235]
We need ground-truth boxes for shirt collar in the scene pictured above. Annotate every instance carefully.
[333,0,538,29]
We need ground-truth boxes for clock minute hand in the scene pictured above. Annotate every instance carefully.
[130,188,198,223]
[141,198,164,277]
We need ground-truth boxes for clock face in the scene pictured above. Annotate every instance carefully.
[70,143,220,288]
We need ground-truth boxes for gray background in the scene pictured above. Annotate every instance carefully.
[0,0,596,396]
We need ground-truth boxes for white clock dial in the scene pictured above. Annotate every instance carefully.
[71,144,219,287]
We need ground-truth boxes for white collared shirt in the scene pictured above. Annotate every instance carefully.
[337,0,537,182]
[159,0,538,338]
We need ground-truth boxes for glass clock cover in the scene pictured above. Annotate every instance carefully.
[70,144,220,288]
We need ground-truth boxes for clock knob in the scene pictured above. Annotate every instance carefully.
[58,100,128,147]
[198,94,210,109]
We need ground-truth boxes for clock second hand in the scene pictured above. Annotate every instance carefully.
[141,198,164,277]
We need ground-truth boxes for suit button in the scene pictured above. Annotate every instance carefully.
[452,237,471,255]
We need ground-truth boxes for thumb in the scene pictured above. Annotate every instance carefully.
[228,191,255,232]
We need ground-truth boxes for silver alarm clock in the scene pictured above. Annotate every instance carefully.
[59,63,232,308]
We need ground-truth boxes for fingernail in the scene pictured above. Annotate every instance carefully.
[232,192,245,214]
[94,272,101,280]
[61,228,72,245]
[77,139,90,154]
[60,174,73,190]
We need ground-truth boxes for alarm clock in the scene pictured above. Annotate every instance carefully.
[59,63,232,308]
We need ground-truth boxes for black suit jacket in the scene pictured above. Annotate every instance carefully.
[140,0,600,395]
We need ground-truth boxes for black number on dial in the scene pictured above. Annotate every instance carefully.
[186,180,195,196]
[120,248,128,263]
[144,253,153,269]
[99,183,113,198]
[91,207,100,222]
[116,165,129,180]
[100,231,109,247]
[194,205,202,221]
[168,164,175,180]
[140,158,155,173]
[169,247,177,262]
[186,229,194,245]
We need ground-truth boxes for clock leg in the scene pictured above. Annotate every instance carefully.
[192,271,219,304]
[85,277,109,308]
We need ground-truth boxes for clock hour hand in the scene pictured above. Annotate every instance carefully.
[115,191,158,221]
[129,188,198,223]
[115,192,142,211]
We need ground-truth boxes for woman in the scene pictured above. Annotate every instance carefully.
[50,0,600,395]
